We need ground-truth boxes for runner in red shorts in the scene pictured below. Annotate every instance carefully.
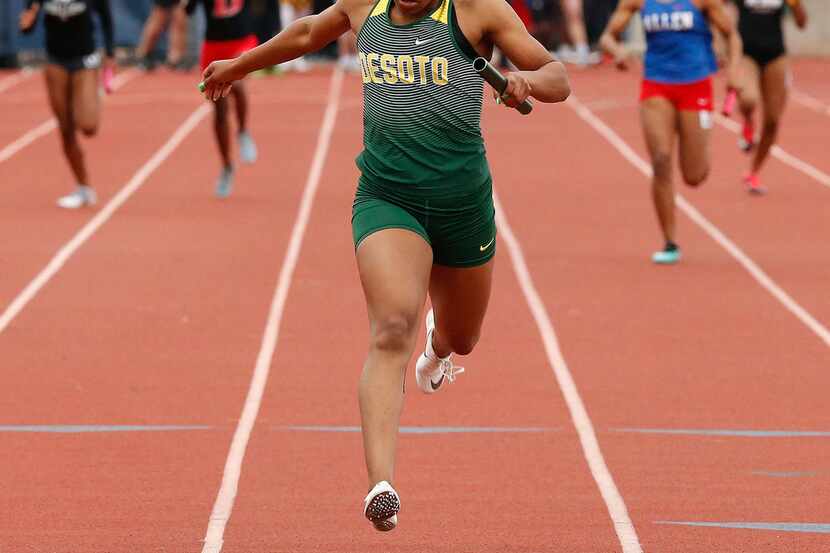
[601,0,741,264]
[186,0,259,197]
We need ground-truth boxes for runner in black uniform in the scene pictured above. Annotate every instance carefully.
[19,0,115,209]
[185,0,259,198]
[730,0,808,194]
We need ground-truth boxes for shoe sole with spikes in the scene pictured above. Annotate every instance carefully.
[364,481,400,532]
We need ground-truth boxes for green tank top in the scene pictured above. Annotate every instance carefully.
[356,0,488,188]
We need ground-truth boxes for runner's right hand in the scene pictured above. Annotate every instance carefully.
[201,59,245,102]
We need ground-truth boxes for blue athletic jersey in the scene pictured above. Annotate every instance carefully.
[641,0,717,84]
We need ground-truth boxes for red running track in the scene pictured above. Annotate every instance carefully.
[0,60,827,552]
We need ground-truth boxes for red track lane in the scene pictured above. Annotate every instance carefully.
[219,73,621,552]
[0,71,195,311]
[0,71,331,551]
[490,73,830,550]
[790,58,830,104]
[567,67,830,327]
[0,72,51,145]
[3,61,829,553]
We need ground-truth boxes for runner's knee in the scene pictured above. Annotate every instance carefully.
[79,121,98,137]
[739,92,758,114]
[652,151,672,182]
[682,166,708,187]
[371,313,418,354]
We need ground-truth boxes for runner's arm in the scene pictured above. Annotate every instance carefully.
[702,0,742,90]
[480,0,569,104]
[599,0,641,69]
[19,1,40,34]
[94,0,115,58]
[786,0,807,29]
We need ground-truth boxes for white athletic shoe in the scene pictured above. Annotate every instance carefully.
[363,480,400,532]
[57,186,97,209]
[238,131,258,164]
[415,309,465,394]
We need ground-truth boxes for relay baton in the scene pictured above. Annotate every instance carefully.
[722,87,737,117]
[198,82,206,93]
[473,57,533,115]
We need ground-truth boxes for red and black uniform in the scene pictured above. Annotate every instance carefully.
[185,0,257,70]
[23,0,113,71]
[733,0,786,68]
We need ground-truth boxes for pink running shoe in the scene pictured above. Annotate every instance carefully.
[739,121,756,152]
[744,173,766,195]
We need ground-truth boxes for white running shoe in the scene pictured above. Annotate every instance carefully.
[57,186,97,209]
[363,480,400,532]
[238,131,258,164]
[415,309,465,394]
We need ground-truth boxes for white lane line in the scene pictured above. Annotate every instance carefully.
[0,119,56,164]
[0,69,140,165]
[0,102,210,335]
[568,95,830,348]
[791,89,830,116]
[200,68,343,553]
[0,68,36,93]
[714,113,830,189]
[494,191,643,553]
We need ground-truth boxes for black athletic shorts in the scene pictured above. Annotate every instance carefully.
[744,43,785,69]
[155,0,179,8]
[48,51,102,72]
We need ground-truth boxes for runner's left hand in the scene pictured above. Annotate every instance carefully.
[494,72,532,108]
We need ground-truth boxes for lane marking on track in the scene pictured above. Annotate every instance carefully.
[0,102,210,335]
[276,425,557,434]
[614,428,830,438]
[714,113,830,189]
[655,521,830,534]
[791,89,830,116]
[0,68,37,93]
[752,471,817,478]
[200,68,343,553]
[0,425,212,433]
[568,95,830,348]
[493,190,643,553]
[0,68,140,165]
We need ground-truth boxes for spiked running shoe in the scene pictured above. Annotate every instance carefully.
[652,242,681,265]
[238,131,258,164]
[57,185,97,209]
[363,481,400,532]
[744,173,766,195]
[215,166,234,199]
[415,309,465,394]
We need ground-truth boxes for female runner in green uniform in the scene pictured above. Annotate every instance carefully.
[200,0,570,531]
